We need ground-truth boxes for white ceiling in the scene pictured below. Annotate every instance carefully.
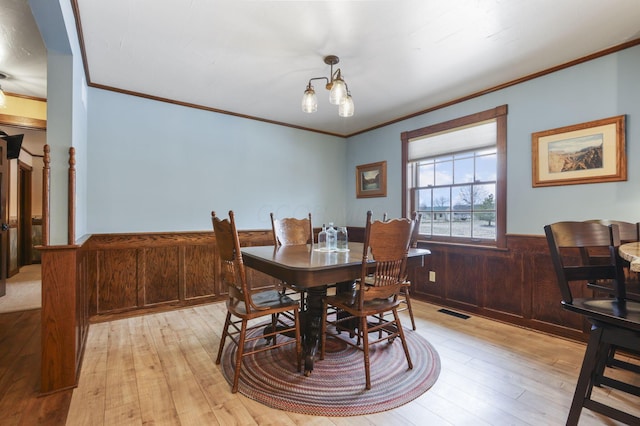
[0,0,47,99]
[2,0,640,137]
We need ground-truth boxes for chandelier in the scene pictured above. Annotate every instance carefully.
[301,55,354,117]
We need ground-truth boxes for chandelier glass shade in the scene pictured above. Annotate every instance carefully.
[302,55,353,117]
[328,72,347,105]
[301,84,317,113]
[338,94,354,117]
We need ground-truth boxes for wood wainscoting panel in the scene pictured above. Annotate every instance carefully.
[409,234,589,341]
[85,230,277,319]
[412,248,443,298]
[483,252,524,317]
[81,230,593,339]
[183,244,217,299]
[530,250,586,332]
[445,252,481,307]
[76,250,90,357]
[141,246,180,305]
[96,249,138,314]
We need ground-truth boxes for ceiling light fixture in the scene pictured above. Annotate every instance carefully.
[301,55,354,117]
[0,72,7,109]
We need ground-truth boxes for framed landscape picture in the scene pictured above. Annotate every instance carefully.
[356,161,387,198]
[532,115,626,187]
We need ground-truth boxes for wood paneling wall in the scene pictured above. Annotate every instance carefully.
[81,229,589,339]
[40,227,594,393]
[82,230,278,319]
[40,242,90,394]
[408,234,591,341]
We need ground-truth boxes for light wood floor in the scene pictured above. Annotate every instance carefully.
[61,300,640,426]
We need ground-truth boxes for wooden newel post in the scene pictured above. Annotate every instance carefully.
[68,147,75,245]
[42,144,50,246]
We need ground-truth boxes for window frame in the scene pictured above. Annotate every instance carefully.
[401,105,507,248]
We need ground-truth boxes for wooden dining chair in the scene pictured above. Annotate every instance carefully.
[381,212,421,330]
[544,221,640,425]
[584,220,640,379]
[584,219,640,302]
[320,210,414,390]
[270,212,314,304]
[213,210,302,393]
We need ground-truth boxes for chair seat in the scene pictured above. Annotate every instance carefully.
[228,290,299,317]
[325,289,401,316]
[562,298,640,332]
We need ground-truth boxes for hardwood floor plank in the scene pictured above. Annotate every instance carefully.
[128,316,181,425]
[1,350,41,425]
[65,322,109,426]
[103,319,143,425]
[21,388,73,425]
[160,307,258,426]
[144,312,221,425]
[432,379,532,425]
[0,310,39,396]
[412,391,492,425]
[0,309,48,426]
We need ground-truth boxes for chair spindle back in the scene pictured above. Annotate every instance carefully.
[359,211,413,307]
[212,210,255,312]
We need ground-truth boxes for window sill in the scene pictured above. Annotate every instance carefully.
[416,239,508,252]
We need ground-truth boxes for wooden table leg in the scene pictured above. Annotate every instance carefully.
[302,286,327,375]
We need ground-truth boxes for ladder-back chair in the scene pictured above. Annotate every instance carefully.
[584,219,640,301]
[545,221,640,425]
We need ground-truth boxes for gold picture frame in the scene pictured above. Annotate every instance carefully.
[532,115,626,187]
[356,161,387,198]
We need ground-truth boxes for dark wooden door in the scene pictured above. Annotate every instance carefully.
[19,163,32,266]
[0,139,8,296]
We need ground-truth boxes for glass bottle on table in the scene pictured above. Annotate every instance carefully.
[318,224,327,251]
[326,222,337,251]
[337,226,348,251]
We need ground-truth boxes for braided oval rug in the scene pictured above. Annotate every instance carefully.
[220,325,440,416]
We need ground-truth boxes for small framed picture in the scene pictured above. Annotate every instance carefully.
[356,161,387,198]
[532,115,626,187]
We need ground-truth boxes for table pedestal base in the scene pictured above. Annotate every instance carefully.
[301,281,356,375]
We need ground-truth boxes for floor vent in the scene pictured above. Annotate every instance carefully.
[438,308,470,319]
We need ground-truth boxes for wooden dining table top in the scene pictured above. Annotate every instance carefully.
[618,242,640,272]
[241,242,430,289]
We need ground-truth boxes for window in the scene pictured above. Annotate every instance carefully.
[401,105,507,247]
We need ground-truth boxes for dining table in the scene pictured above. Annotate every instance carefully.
[241,241,431,374]
[618,242,640,273]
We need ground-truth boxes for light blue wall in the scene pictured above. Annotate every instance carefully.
[31,0,88,244]
[346,45,640,235]
[86,89,347,232]
[31,0,640,238]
